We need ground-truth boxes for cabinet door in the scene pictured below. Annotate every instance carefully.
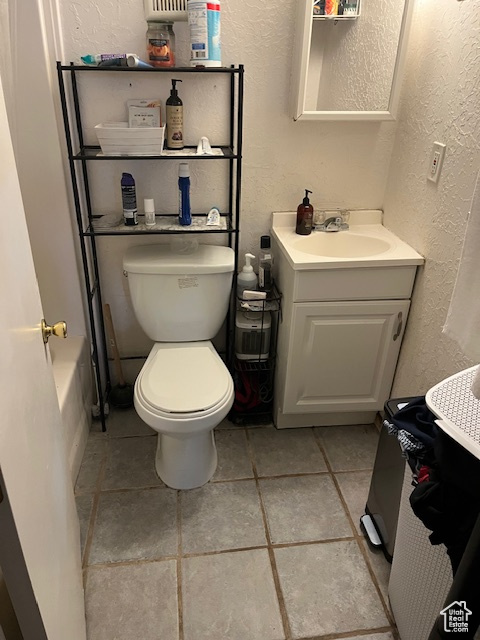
[283,300,410,414]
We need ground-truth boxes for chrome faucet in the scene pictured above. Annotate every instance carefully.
[314,211,350,232]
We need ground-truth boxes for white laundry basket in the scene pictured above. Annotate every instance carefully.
[388,466,452,640]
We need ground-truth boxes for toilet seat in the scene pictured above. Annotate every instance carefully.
[135,341,234,432]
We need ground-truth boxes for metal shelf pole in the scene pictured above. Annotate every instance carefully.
[70,68,111,418]
[56,62,107,431]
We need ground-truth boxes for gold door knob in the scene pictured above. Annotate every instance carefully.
[41,319,67,343]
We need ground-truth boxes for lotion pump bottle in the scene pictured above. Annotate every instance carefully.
[296,189,314,235]
[237,253,258,297]
[166,79,184,150]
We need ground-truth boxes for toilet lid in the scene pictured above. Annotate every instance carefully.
[139,344,231,414]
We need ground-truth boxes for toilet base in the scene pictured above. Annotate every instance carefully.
[155,430,217,490]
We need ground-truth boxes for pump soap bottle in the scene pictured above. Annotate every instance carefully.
[237,253,258,297]
[166,79,184,150]
[296,189,314,236]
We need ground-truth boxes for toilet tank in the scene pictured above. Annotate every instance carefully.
[123,244,235,342]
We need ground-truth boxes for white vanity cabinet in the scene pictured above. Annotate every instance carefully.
[282,298,410,415]
[272,230,423,428]
[271,210,423,428]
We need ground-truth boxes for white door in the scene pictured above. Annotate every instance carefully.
[0,75,86,639]
[284,299,410,413]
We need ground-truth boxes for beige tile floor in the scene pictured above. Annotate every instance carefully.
[76,411,397,640]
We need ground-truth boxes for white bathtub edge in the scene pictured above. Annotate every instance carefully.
[50,336,93,485]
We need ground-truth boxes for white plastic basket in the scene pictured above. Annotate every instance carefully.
[94,122,165,156]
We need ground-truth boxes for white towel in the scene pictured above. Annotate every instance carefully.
[443,169,480,398]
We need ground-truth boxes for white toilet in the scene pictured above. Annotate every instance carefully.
[123,243,235,490]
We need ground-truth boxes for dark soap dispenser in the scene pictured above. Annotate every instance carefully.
[296,189,314,235]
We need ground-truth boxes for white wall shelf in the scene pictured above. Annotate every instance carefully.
[312,15,359,21]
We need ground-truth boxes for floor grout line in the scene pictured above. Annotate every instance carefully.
[292,625,394,640]
[182,544,269,559]
[97,484,168,495]
[176,489,184,640]
[86,555,178,570]
[311,432,358,539]
[81,443,108,575]
[245,428,293,640]
[356,538,397,630]
[84,534,366,570]
[312,430,396,632]
[272,536,355,549]
[210,469,333,483]
[86,468,370,496]
[103,433,157,439]
[331,467,377,475]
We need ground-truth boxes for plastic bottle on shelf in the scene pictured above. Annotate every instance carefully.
[121,173,138,226]
[166,79,184,150]
[178,163,192,226]
[258,236,273,292]
[237,253,258,297]
[187,0,221,67]
[144,198,156,227]
[146,22,176,68]
[325,0,338,15]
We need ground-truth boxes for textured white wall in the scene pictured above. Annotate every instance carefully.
[315,0,405,111]
[59,0,397,359]
[0,0,87,336]
[383,0,480,396]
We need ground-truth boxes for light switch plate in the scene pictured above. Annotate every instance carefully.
[427,142,446,183]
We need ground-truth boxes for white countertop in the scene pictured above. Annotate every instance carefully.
[272,211,425,270]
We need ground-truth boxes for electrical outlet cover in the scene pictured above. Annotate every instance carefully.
[427,142,446,184]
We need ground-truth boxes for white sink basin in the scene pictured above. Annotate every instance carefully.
[293,232,391,258]
[271,211,424,270]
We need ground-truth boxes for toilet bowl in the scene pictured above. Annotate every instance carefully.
[123,243,235,489]
[134,341,234,489]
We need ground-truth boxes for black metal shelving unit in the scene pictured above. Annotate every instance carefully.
[57,62,244,431]
[230,285,282,425]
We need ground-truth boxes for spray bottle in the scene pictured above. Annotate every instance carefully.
[121,173,138,226]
